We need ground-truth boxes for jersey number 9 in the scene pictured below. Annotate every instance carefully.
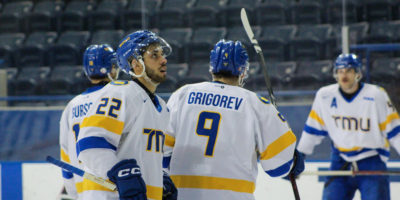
[196,111,221,157]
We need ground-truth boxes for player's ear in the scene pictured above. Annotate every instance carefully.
[130,59,140,69]
[131,59,143,74]
[129,59,136,68]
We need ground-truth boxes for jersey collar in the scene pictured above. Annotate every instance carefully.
[339,82,364,103]
[133,79,162,112]
[81,84,106,95]
[212,80,225,84]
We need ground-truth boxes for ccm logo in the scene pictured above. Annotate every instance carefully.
[118,167,141,177]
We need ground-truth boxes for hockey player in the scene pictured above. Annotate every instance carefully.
[76,30,177,200]
[59,44,118,199]
[297,53,400,200]
[163,40,304,200]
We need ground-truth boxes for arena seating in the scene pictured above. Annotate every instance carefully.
[44,65,88,95]
[90,29,125,49]
[226,25,261,61]
[187,0,227,28]
[167,62,189,81]
[46,30,90,67]
[87,0,127,31]
[120,0,158,30]
[0,1,33,33]
[0,0,398,98]
[289,24,332,61]
[58,0,95,31]
[24,1,64,32]
[159,28,192,63]
[327,0,361,24]
[14,31,58,67]
[13,66,50,95]
[255,1,287,25]
[0,33,25,68]
[259,25,297,61]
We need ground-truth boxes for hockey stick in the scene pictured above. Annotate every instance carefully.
[46,156,117,191]
[240,8,276,106]
[301,170,400,176]
[240,8,299,200]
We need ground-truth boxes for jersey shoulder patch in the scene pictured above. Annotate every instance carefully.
[257,94,270,104]
[110,80,129,85]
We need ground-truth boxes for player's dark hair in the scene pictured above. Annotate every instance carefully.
[212,71,239,79]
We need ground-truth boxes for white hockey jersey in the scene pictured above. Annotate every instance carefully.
[77,80,170,200]
[297,83,400,162]
[59,85,106,199]
[164,82,297,200]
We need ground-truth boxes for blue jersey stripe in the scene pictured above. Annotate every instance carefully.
[303,125,328,136]
[387,125,400,139]
[376,148,390,157]
[76,136,117,156]
[265,159,293,177]
[334,146,390,158]
[163,156,171,169]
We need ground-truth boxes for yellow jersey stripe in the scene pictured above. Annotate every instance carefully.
[146,185,163,200]
[309,110,325,126]
[60,149,70,163]
[76,179,162,199]
[164,134,175,147]
[336,146,362,152]
[379,112,400,131]
[81,115,124,135]
[260,130,296,160]
[76,178,114,193]
[171,175,255,193]
[385,139,390,148]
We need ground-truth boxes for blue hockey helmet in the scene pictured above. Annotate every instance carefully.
[334,53,362,72]
[83,44,116,79]
[116,30,171,75]
[333,53,362,80]
[209,40,249,77]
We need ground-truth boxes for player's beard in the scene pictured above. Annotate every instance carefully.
[146,65,167,83]
[339,76,358,92]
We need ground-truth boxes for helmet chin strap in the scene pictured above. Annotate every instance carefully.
[238,75,245,87]
[129,58,159,87]
[129,57,145,78]
[238,64,249,87]
[107,73,115,82]
[107,68,120,82]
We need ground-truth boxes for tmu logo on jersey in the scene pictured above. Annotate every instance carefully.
[143,128,164,153]
[332,115,370,132]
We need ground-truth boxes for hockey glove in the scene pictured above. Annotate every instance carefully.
[283,150,305,180]
[162,171,177,200]
[107,159,147,200]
